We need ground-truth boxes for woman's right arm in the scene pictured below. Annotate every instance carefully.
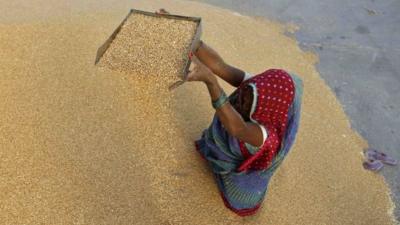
[187,56,264,147]
[194,41,246,87]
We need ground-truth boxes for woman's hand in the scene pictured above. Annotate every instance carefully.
[155,8,169,14]
[187,56,217,85]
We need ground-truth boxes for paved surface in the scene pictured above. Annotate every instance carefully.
[189,0,400,220]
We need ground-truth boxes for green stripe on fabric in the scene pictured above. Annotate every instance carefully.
[223,175,263,206]
[244,143,260,155]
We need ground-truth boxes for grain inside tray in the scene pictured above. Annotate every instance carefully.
[99,13,197,84]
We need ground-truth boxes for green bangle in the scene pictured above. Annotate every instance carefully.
[212,90,228,109]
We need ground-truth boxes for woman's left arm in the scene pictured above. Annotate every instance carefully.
[188,57,264,147]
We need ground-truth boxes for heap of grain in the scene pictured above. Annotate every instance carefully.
[99,13,197,86]
[0,1,396,224]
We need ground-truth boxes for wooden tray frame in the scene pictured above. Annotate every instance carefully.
[95,9,202,89]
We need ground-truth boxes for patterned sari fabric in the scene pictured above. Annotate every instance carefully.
[195,69,303,216]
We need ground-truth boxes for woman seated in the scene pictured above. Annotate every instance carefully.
[187,40,303,216]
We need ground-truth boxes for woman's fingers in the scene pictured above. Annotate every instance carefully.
[187,70,198,81]
[187,66,203,82]
[187,55,214,82]
[190,55,202,65]
[189,56,201,71]
[155,8,170,14]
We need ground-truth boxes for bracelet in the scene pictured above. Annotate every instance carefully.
[212,90,229,109]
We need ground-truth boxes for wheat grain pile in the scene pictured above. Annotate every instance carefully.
[99,13,197,83]
[0,0,396,224]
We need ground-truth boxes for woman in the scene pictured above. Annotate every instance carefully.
[187,40,303,216]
